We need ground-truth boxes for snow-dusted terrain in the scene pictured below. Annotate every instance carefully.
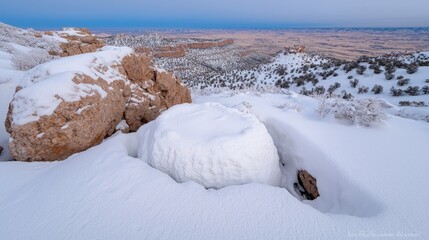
[1,23,429,239]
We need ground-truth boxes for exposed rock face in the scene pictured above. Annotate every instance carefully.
[122,54,191,131]
[6,48,191,161]
[7,76,128,161]
[57,28,105,57]
[188,39,234,49]
[153,45,187,58]
[296,170,320,200]
[129,40,234,59]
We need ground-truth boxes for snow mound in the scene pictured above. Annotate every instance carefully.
[10,46,133,126]
[137,102,281,189]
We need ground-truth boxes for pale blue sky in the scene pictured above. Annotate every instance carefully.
[1,0,428,29]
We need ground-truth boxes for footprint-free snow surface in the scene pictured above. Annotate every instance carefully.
[137,102,281,189]
[1,90,429,239]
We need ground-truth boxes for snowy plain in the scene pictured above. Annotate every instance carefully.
[1,25,429,239]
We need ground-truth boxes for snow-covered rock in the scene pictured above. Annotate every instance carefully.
[6,46,191,161]
[137,102,281,189]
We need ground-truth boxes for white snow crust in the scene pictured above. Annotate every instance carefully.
[137,102,282,189]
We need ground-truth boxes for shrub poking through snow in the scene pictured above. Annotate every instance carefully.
[404,86,420,96]
[356,65,367,75]
[332,98,387,126]
[397,78,410,86]
[11,49,55,70]
[317,97,387,126]
[406,63,418,74]
[384,71,395,80]
[327,82,341,95]
[390,87,404,96]
[399,101,426,107]
[371,84,383,94]
[349,79,359,88]
[358,86,369,94]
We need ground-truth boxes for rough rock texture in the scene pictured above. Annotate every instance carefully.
[6,75,128,161]
[6,50,191,161]
[132,40,234,59]
[296,170,320,200]
[57,28,105,57]
[188,39,234,49]
[122,54,192,131]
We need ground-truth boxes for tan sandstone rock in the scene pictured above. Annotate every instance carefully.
[6,75,129,161]
[296,170,320,200]
[58,28,105,57]
[122,54,191,131]
[6,48,191,161]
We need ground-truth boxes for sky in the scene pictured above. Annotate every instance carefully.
[1,0,429,29]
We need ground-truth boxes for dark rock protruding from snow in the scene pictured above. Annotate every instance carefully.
[296,170,320,200]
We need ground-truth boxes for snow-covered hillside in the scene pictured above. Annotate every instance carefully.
[191,51,429,122]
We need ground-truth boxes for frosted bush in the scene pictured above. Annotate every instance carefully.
[11,49,54,70]
[316,97,387,126]
[332,98,387,126]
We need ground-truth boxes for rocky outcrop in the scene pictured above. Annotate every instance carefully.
[153,45,187,58]
[122,54,191,131]
[285,45,306,54]
[7,76,128,161]
[125,39,234,59]
[188,39,234,49]
[295,170,320,200]
[6,48,191,161]
[56,28,105,57]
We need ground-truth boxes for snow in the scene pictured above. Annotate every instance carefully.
[137,102,281,189]
[9,46,134,126]
[0,91,428,239]
[115,119,129,131]
[0,46,22,161]
[57,28,88,37]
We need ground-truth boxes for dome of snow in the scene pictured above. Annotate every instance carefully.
[137,102,281,189]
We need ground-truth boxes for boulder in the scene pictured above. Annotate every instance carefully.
[122,54,191,131]
[7,75,128,161]
[296,170,320,200]
[6,47,191,161]
[58,28,105,57]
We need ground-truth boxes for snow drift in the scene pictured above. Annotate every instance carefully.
[137,102,282,189]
